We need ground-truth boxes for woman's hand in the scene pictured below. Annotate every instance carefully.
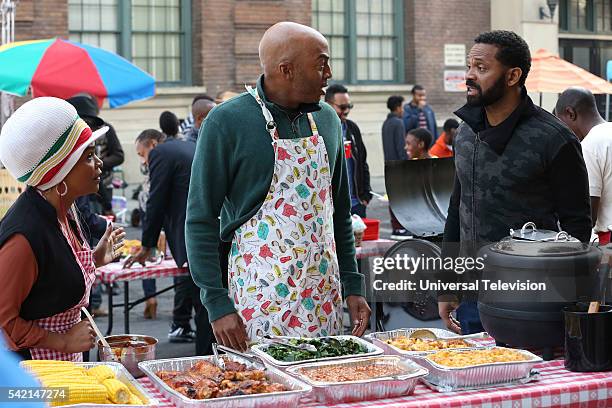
[94,223,125,267]
[62,320,96,353]
[43,320,96,353]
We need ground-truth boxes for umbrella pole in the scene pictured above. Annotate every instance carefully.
[539,92,543,107]
[607,93,610,121]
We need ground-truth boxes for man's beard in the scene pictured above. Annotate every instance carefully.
[466,75,506,107]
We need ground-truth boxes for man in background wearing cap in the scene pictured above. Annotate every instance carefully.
[67,94,124,217]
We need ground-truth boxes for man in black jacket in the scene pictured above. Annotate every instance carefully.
[438,31,591,334]
[67,95,124,216]
[325,84,372,217]
[125,130,213,354]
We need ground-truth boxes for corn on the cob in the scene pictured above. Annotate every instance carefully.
[41,377,101,387]
[102,378,130,404]
[87,365,116,382]
[49,383,107,406]
[128,392,143,405]
[22,360,80,368]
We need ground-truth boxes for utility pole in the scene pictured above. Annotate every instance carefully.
[0,0,16,129]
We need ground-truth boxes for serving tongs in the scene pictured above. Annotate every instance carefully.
[211,343,226,370]
[216,344,268,371]
[409,329,488,341]
[259,334,318,352]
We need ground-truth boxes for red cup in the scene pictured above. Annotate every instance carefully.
[344,140,352,159]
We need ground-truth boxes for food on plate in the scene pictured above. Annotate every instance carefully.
[155,359,286,400]
[264,337,368,362]
[386,336,471,351]
[427,348,530,368]
[21,360,146,406]
[121,239,142,257]
[297,362,405,383]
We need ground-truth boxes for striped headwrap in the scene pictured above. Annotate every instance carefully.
[0,97,108,190]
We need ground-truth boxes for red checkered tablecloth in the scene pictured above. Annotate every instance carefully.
[96,259,189,284]
[96,239,393,284]
[356,239,395,259]
[137,359,612,408]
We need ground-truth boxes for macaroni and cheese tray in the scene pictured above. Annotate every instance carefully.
[365,328,483,357]
[286,356,428,404]
[415,347,542,391]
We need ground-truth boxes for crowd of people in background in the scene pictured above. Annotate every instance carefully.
[2,23,609,361]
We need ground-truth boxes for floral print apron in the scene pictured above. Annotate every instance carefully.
[228,86,343,340]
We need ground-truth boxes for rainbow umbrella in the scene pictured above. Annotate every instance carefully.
[0,38,155,108]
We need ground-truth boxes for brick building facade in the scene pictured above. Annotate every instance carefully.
[9,0,492,183]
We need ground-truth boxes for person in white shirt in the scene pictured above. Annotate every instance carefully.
[556,87,612,244]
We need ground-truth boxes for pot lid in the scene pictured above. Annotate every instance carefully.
[509,222,579,242]
[491,222,588,256]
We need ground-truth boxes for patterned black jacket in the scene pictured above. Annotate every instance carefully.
[443,89,592,260]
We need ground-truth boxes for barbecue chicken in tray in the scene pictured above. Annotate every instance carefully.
[156,359,286,400]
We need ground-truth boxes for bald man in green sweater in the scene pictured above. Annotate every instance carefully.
[186,22,370,351]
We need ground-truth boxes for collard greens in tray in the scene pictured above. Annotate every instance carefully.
[265,337,368,362]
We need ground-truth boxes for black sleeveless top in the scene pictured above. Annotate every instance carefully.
[0,188,85,344]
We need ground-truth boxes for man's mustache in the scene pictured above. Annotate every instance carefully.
[465,80,482,92]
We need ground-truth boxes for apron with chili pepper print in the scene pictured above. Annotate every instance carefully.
[228,86,343,339]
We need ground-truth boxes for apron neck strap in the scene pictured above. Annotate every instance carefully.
[246,85,278,141]
[246,85,321,140]
[306,112,319,137]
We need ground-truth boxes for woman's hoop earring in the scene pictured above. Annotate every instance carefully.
[56,181,68,197]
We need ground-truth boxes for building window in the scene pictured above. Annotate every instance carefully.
[557,0,612,32]
[312,0,347,81]
[68,0,120,53]
[559,38,612,112]
[312,0,404,83]
[69,0,191,84]
[596,0,612,32]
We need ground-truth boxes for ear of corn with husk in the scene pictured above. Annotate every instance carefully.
[22,360,146,406]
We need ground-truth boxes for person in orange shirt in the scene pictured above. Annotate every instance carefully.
[429,119,458,158]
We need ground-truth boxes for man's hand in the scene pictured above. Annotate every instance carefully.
[360,199,370,207]
[211,313,249,351]
[438,301,461,334]
[346,295,371,337]
[124,247,152,269]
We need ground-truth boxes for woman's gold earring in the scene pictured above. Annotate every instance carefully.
[56,181,68,197]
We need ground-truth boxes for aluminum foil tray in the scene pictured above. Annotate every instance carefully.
[365,328,484,357]
[421,369,541,392]
[250,335,384,368]
[138,355,312,408]
[286,356,428,404]
[415,347,543,390]
[22,361,158,407]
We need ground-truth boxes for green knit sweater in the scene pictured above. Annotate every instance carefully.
[186,77,365,323]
